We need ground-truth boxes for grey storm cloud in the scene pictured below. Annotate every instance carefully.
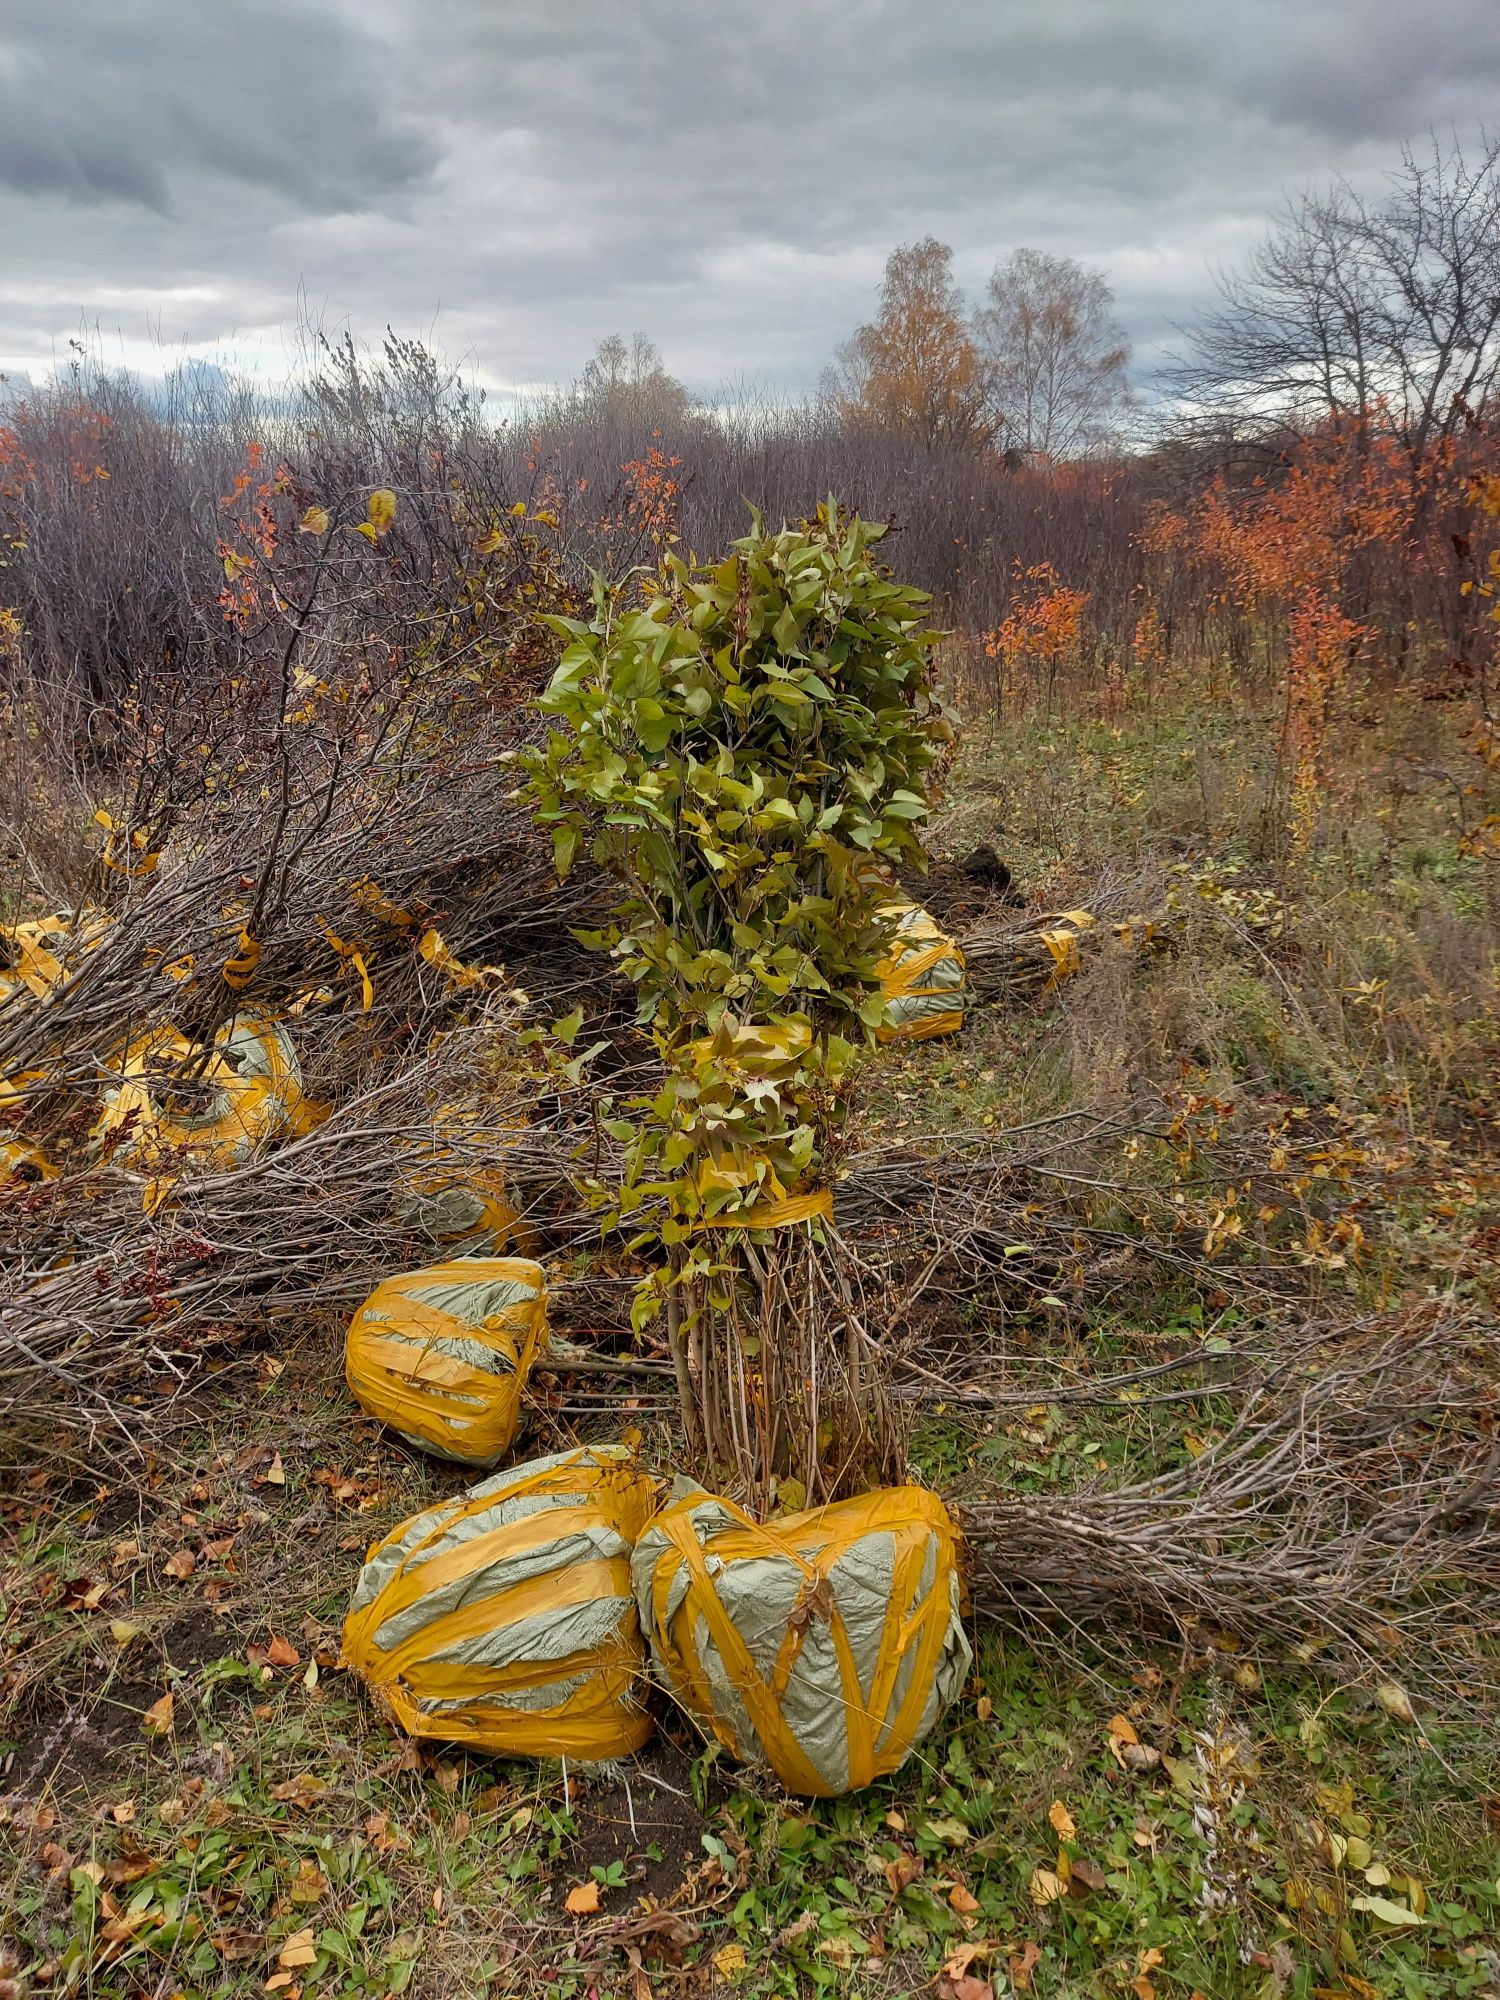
[2,0,1499,396]
[0,1,434,212]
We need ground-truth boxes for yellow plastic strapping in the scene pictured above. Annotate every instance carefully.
[693,1187,833,1232]
[341,1448,658,1759]
[874,902,967,1045]
[344,1256,547,1467]
[639,1486,965,1798]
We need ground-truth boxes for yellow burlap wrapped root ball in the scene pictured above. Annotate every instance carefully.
[393,1103,535,1257]
[345,1256,546,1468]
[875,901,966,1043]
[342,1445,658,1758]
[94,1013,316,1171]
[632,1485,971,1797]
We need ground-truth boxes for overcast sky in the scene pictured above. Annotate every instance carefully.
[2,0,1497,405]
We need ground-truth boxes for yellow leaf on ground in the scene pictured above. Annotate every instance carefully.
[142,1692,174,1737]
[278,1927,317,1970]
[1029,1866,1064,1906]
[289,1860,327,1905]
[265,1453,286,1486]
[1375,1683,1416,1724]
[565,1880,601,1915]
[1048,1800,1076,1840]
[1107,1714,1139,1744]
[949,1882,980,1914]
[713,1943,748,1980]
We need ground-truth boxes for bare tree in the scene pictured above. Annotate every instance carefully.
[573,332,691,427]
[824,237,997,452]
[976,248,1131,457]
[1170,133,1500,466]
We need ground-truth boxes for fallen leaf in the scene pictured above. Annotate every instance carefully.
[565,1880,601,1915]
[948,1978,994,2000]
[264,1453,286,1486]
[288,1859,327,1905]
[1009,1940,1042,1991]
[883,1852,922,1895]
[1029,1866,1065,1906]
[943,1942,979,1980]
[713,1942,748,1981]
[1107,1713,1140,1745]
[109,1801,136,1825]
[269,1773,327,1808]
[163,1548,196,1580]
[109,1619,143,1647]
[278,1927,317,1970]
[1351,1893,1425,1926]
[1048,1800,1076,1841]
[816,1935,856,1970]
[1069,1857,1107,1895]
[975,1694,993,1722]
[948,1882,980,1914]
[142,1692,174,1737]
[1374,1683,1416,1725]
[265,1633,300,1669]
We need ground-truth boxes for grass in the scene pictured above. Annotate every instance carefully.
[4,677,1499,1999]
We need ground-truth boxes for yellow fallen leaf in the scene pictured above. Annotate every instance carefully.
[110,1800,136,1824]
[142,1692,174,1737]
[949,1882,980,1914]
[1107,1714,1139,1744]
[289,1859,327,1905]
[265,1452,286,1486]
[713,1942,748,1980]
[1375,1682,1416,1725]
[109,1618,143,1647]
[1048,1800,1076,1841]
[1029,1866,1064,1906]
[278,1927,318,1969]
[565,1880,600,1915]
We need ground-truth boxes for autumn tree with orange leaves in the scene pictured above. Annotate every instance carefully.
[824,237,997,452]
